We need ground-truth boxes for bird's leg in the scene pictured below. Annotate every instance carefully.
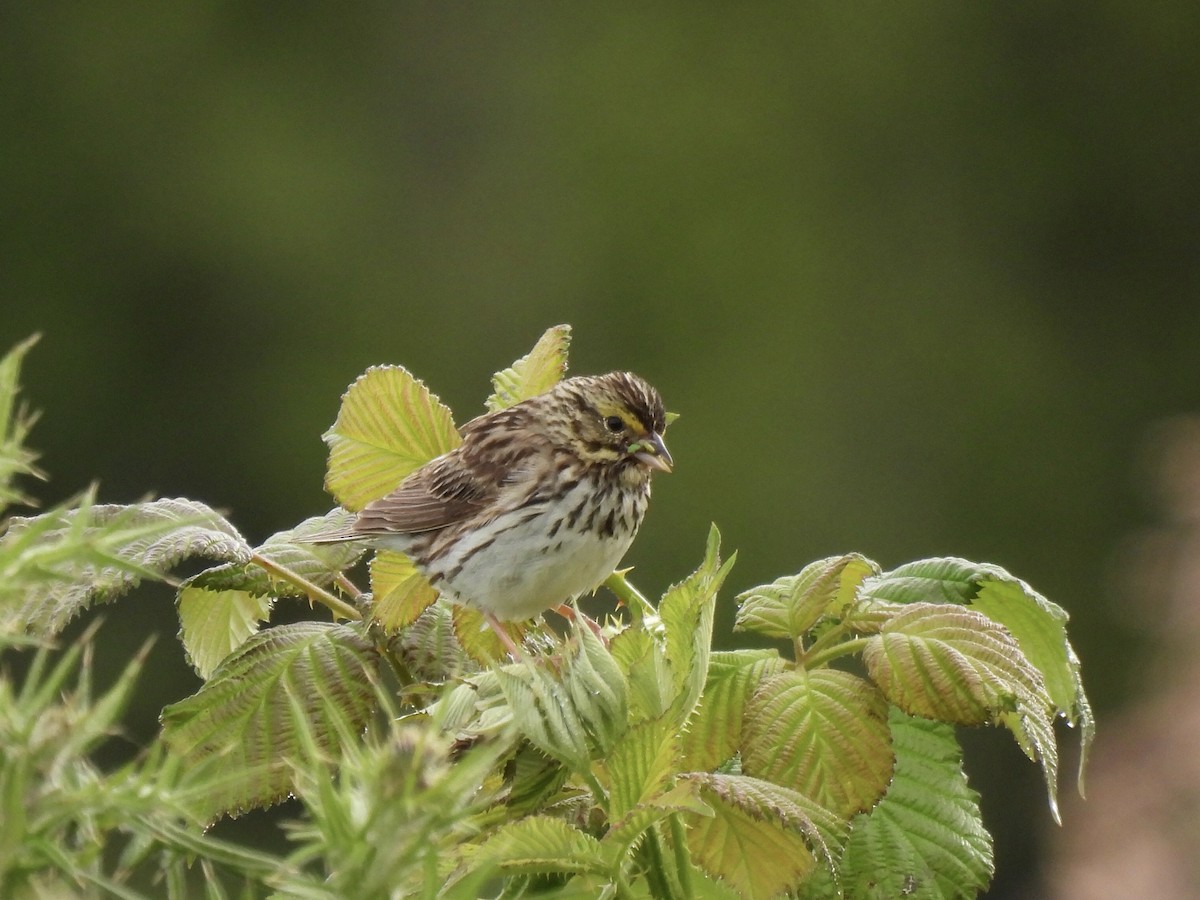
[553,603,608,645]
[484,612,524,659]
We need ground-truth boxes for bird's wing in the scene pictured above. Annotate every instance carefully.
[354,451,496,535]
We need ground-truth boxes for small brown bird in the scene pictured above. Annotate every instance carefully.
[317,371,672,650]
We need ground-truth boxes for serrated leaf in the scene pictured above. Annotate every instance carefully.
[369,550,439,633]
[863,602,1062,822]
[188,509,364,598]
[1,497,250,639]
[605,717,678,819]
[160,622,379,820]
[0,334,44,512]
[860,556,998,606]
[604,779,714,853]
[610,627,673,723]
[662,525,734,726]
[680,650,786,772]
[863,603,1047,726]
[968,577,1093,796]
[735,554,880,642]
[485,324,572,412]
[566,621,629,755]
[323,365,460,511]
[743,669,893,820]
[835,709,994,899]
[494,662,591,772]
[471,815,607,876]
[394,599,474,683]
[681,773,832,900]
[177,587,273,680]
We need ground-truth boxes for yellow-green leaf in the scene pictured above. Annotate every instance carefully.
[743,669,893,819]
[735,553,879,642]
[369,550,438,634]
[682,773,827,900]
[177,587,273,680]
[680,650,785,772]
[485,324,572,411]
[323,365,459,511]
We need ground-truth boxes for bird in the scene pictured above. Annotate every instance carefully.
[315,371,672,655]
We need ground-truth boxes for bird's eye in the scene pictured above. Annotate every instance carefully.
[604,416,624,433]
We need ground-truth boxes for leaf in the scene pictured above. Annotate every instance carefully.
[369,550,439,634]
[470,816,607,877]
[1,496,251,639]
[323,365,460,511]
[680,650,786,772]
[735,554,879,642]
[177,587,273,680]
[604,779,714,854]
[176,510,368,678]
[0,334,44,512]
[160,622,380,820]
[967,578,1094,796]
[681,773,833,900]
[451,605,533,664]
[565,620,629,755]
[494,662,591,772]
[835,709,994,899]
[605,717,678,820]
[485,324,572,412]
[187,509,365,598]
[743,669,894,820]
[862,602,1062,822]
[610,627,673,724]
[662,524,734,726]
[858,556,993,606]
[863,603,1047,725]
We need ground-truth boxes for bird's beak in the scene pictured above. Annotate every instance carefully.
[631,431,673,473]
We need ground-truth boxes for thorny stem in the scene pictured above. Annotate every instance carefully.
[249,552,361,622]
[603,570,657,625]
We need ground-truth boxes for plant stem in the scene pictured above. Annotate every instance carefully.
[800,636,871,670]
[249,552,361,621]
[603,570,656,625]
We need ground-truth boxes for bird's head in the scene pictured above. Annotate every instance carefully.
[552,371,673,474]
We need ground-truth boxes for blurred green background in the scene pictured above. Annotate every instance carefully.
[3,3,1197,895]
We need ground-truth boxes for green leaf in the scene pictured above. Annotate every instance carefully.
[187,509,364,598]
[662,524,734,726]
[369,549,439,634]
[862,602,1062,822]
[486,324,572,411]
[566,620,629,755]
[743,669,893,820]
[323,365,460,511]
[451,605,533,664]
[605,717,678,820]
[177,587,273,680]
[470,815,607,877]
[967,578,1094,796]
[681,773,832,900]
[863,603,1047,725]
[0,334,44,512]
[735,554,879,642]
[680,650,785,772]
[160,622,380,820]
[835,709,994,899]
[494,661,591,772]
[610,627,672,724]
[859,556,993,606]
[1,496,251,639]
[604,779,714,855]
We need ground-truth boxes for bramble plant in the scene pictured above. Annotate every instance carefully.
[0,328,1092,899]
